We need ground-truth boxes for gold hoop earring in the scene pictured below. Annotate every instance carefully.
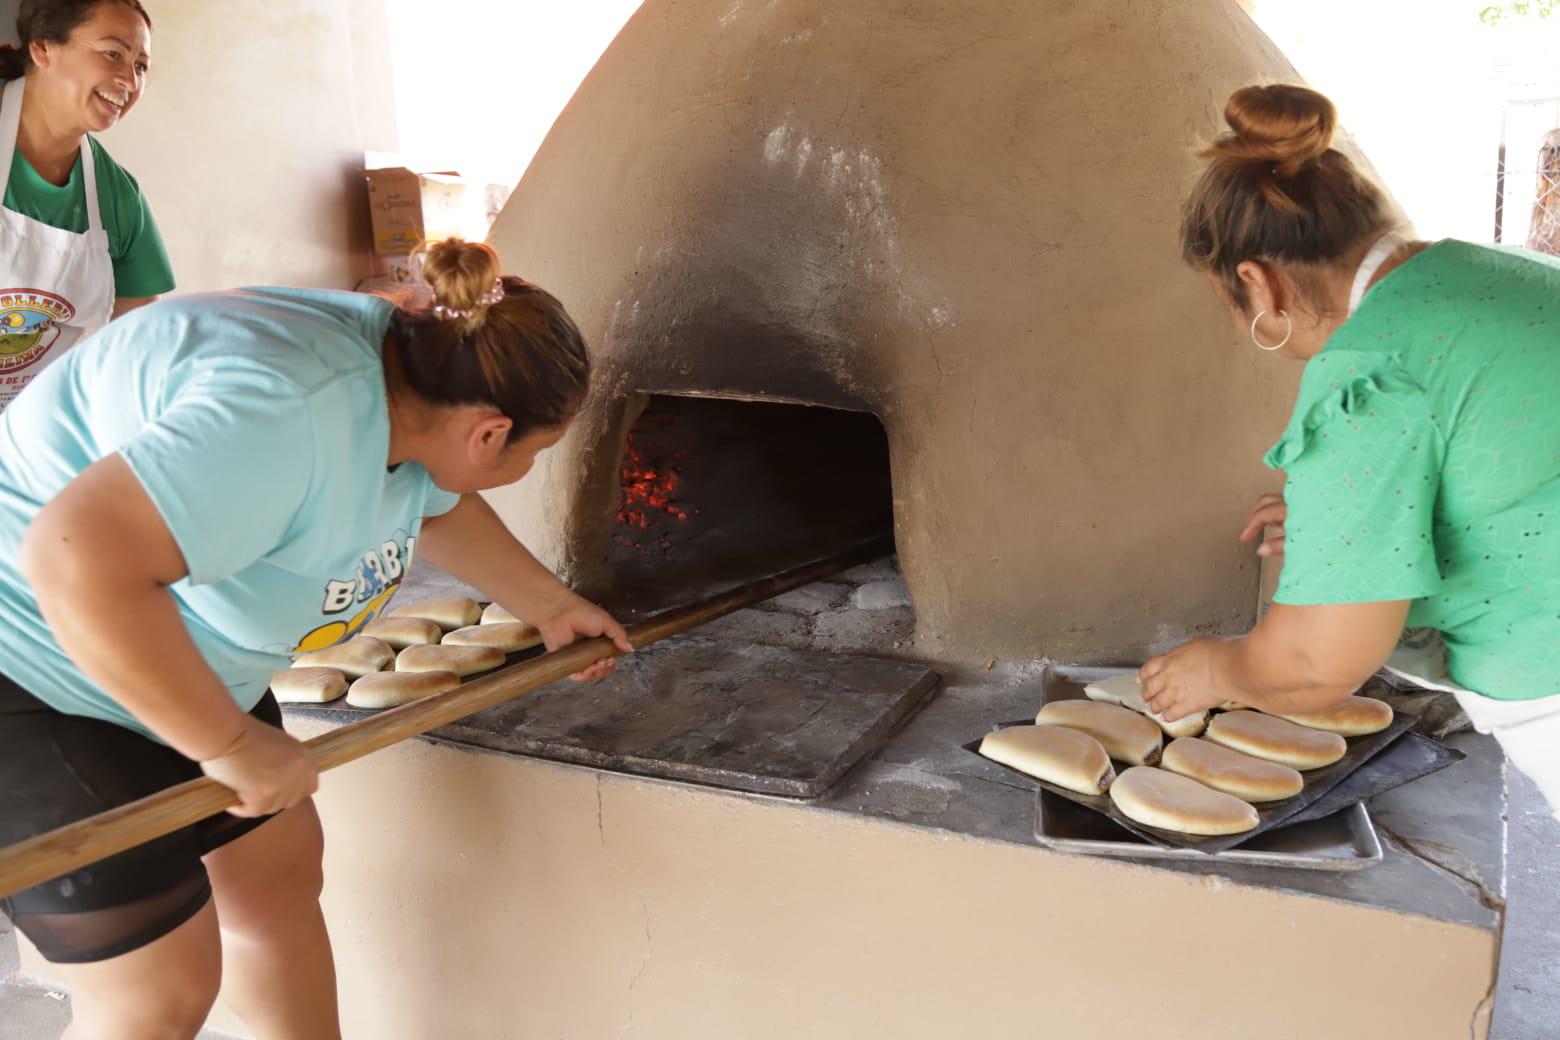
[1250,309,1292,352]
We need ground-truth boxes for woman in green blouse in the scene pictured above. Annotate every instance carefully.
[1140,84,1559,813]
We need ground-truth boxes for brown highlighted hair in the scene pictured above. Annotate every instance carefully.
[387,239,591,443]
[0,0,153,80]
[1180,84,1391,304]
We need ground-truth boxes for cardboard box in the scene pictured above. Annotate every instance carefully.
[363,160,506,256]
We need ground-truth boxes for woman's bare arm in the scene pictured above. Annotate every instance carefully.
[20,454,316,814]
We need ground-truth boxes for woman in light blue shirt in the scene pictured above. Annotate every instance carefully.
[0,238,631,1037]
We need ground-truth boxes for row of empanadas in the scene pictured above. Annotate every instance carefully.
[274,597,533,710]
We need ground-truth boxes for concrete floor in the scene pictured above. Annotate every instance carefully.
[0,763,1553,1037]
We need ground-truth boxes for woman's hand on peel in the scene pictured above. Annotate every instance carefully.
[531,590,634,682]
[199,716,319,817]
[1238,492,1287,558]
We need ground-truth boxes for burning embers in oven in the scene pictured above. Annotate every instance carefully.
[615,414,694,552]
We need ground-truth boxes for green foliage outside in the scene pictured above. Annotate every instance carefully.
[1479,0,1559,25]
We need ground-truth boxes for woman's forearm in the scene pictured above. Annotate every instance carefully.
[1211,635,1361,715]
[1213,599,1410,714]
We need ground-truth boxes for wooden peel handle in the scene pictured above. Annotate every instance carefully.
[0,540,890,900]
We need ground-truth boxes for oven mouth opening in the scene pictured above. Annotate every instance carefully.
[607,393,898,613]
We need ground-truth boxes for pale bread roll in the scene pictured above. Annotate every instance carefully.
[1161,737,1304,803]
[481,602,520,625]
[1083,674,1208,738]
[1205,710,1347,770]
[389,596,482,631]
[978,725,1115,795]
[347,669,461,709]
[396,643,505,677]
[1277,696,1393,737]
[1109,766,1260,835]
[443,622,543,653]
[293,637,394,679]
[1034,700,1162,766]
[361,616,443,649]
[270,667,348,704]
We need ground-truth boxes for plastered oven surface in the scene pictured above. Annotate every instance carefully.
[21,716,1495,1039]
[480,0,1356,667]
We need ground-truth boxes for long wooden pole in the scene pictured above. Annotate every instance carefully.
[0,538,891,900]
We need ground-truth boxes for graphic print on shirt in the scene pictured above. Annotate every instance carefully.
[292,533,417,654]
[0,288,76,375]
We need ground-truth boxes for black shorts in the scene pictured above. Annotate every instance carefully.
[0,671,283,963]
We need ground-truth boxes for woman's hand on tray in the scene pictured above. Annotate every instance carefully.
[1139,637,1237,722]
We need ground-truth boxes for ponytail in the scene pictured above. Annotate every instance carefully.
[387,238,591,442]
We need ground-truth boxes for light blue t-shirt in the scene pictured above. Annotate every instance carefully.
[0,287,460,737]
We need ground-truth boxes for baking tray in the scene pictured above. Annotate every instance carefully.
[962,717,1406,856]
[1034,787,1383,870]
[1284,729,1465,827]
[1039,666,1418,852]
[960,670,1435,866]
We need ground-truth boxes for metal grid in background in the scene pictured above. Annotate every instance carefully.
[1495,96,1560,253]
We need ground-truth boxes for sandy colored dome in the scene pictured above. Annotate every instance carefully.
[486,0,1333,665]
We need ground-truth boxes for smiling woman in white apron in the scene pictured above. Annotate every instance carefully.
[0,0,173,411]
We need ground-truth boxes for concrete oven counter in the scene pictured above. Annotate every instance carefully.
[15,563,1500,1038]
[227,666,1502,1039]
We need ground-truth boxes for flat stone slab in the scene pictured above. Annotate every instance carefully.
[359,636,938,799]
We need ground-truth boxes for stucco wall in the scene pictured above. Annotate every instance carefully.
[483,0,1352,667]
[2,0,397,292]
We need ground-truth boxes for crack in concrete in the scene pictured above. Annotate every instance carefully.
[1375,823,1502,1039]
[628,898,653,992]
[1377,822,1506,914]
[1469,984,1494,1040]
[596,774,607,849]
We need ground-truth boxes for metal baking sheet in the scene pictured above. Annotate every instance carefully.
[960,723,1391,860]
[1034,788,1383,870]
[960,720,1383,868]
[1284,729,1465,827]
[962,666,1418,855]
[1039,666,1414,853]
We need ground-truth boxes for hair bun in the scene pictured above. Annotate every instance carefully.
[418,237,503,332]
[1216,84,1337,177]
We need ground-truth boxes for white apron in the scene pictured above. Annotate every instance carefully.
[0,76,115,411]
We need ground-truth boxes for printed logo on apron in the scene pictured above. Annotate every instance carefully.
[0,77,115,410]
[0,287,76,373]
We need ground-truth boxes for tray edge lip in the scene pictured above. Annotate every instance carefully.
[1033,797,1385,871]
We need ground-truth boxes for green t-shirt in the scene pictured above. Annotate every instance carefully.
[1265,240,1560,700]
[0,88,175,299]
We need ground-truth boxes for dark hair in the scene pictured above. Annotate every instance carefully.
[1180,84,1391,304]
[0,0,153,80]
[387,238,591,443]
